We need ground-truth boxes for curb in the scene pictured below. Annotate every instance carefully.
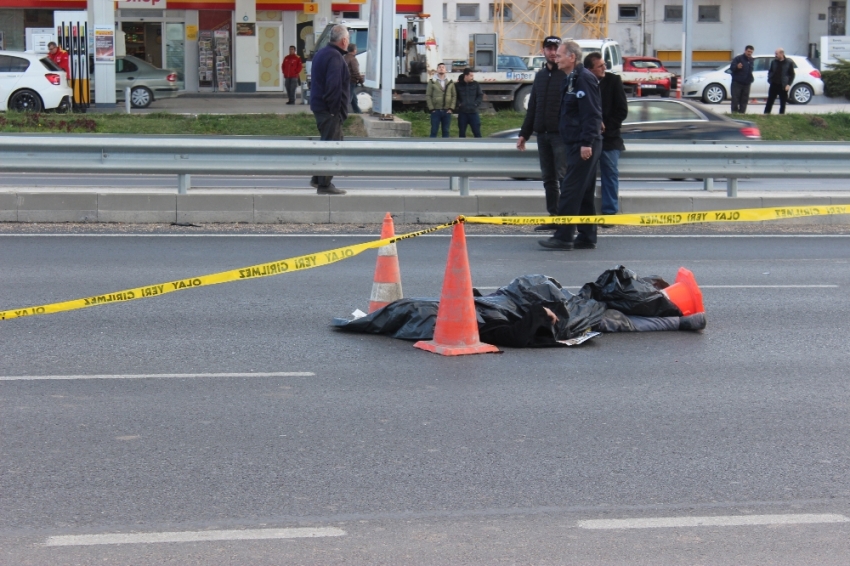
[3,193,849,225]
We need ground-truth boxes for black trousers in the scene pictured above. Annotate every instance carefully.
[554,139,602,244]
[311,112,343,188]
[285,78,299,103]
[764,83,788,114]
[730,82,750,113]
[536,132,568,215]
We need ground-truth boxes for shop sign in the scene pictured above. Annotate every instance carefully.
[117,0,168,9]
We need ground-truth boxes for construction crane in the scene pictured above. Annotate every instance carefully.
[493,0,608,55]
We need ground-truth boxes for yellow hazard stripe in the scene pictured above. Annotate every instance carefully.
[0,220,459,321]
[463,204,850,226]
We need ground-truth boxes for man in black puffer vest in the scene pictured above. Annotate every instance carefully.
[517,36,567,231]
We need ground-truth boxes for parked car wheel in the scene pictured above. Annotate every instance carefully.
[513,85,532,113]
[789,83,813,105]
[130,86,153,108]
[701,83,726,104]
[8,89,44,112]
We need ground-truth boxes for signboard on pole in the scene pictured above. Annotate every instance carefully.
[94,25,115,62]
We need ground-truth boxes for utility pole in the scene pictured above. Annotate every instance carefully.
[681,0,693,82]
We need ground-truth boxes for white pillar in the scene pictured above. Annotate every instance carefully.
[88,0,116,105]
[234,0,258,91]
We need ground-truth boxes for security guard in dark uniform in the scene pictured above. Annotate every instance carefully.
[539,39,603,251]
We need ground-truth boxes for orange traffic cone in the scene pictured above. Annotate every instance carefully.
[662,267,705,316]
[414,222,500,356]
[369,212,403,313]
[636,83,642,97]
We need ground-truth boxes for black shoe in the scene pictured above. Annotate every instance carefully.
[534,223,559,232]
[310,179,319,189]
[538,237,574,250]
[597,224,614,229]
[286,101,295,105]
[679,312,706,331]
[317,184,347,195]
[573,239,596,250]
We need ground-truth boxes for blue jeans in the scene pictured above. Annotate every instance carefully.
[457,112,481,137]
[600,149,620,215]
[429,109,452,138]
[349,83,361,114]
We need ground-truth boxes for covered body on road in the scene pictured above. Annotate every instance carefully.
[334,266,705,348]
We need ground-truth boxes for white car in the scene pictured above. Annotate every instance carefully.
[0,50,72,112]
[682,54,824,105]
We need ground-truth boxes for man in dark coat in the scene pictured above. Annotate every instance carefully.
[729,45,755,113]
[585,52,627,217]
[765,48,795,115]
[539,40,603,251]
[309,24,351,194]
[517,36,568,230]
[455,68,483,137]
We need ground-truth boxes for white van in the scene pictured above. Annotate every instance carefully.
[572,39,623,73]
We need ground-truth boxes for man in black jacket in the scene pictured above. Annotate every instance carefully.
[455,68,483,137]
[517,36,567,230]
[765,48,795,115]
[309,24,350,194]
[730,45,755,113]
[539,40,603,251]
[585,52,627,217]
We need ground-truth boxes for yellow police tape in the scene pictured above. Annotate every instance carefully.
[463,204,850,227]
[0,220,460,321]
[2,204,848,321]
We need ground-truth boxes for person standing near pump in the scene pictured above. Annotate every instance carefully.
[281,46,303,106]
[426,62,456,138]
[455,68,483,138]
[47,41,70,80]
[516,36,568,231]
[345,44,363,114]
[585,52,627,220]
[539,40,603,251]
[764,48,795,115]
[729,45,755,113]
[309,25,350,195]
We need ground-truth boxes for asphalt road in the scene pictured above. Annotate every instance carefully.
[1,228,849,565]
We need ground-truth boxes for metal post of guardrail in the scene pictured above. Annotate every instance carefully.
[125,87,131,114]
[449,177,470,196]
[178,174,191,194]
[703,178,714,191]
[727,177,738,197]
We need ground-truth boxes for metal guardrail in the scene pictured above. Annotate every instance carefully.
[2,135,849,197]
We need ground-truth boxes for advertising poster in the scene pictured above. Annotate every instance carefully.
[94,26,115,62]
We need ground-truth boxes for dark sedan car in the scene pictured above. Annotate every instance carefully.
[492,98,761,142]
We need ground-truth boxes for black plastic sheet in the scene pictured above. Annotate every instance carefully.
[333,266,682,348]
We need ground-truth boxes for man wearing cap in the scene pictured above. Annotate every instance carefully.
[539,39,603,251]
[516,36,568,231]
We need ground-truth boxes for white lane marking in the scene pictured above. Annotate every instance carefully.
[44,527,345,546]
[702,285,839,288]
[0,372,313,382]
[475,285,838,290]
[577,513,850,530]
[1,234,849,238]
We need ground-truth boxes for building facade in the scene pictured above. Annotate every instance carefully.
[0,0,845,94]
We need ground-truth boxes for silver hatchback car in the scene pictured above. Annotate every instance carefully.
[682,54,824,105]
[90,55,180,108]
